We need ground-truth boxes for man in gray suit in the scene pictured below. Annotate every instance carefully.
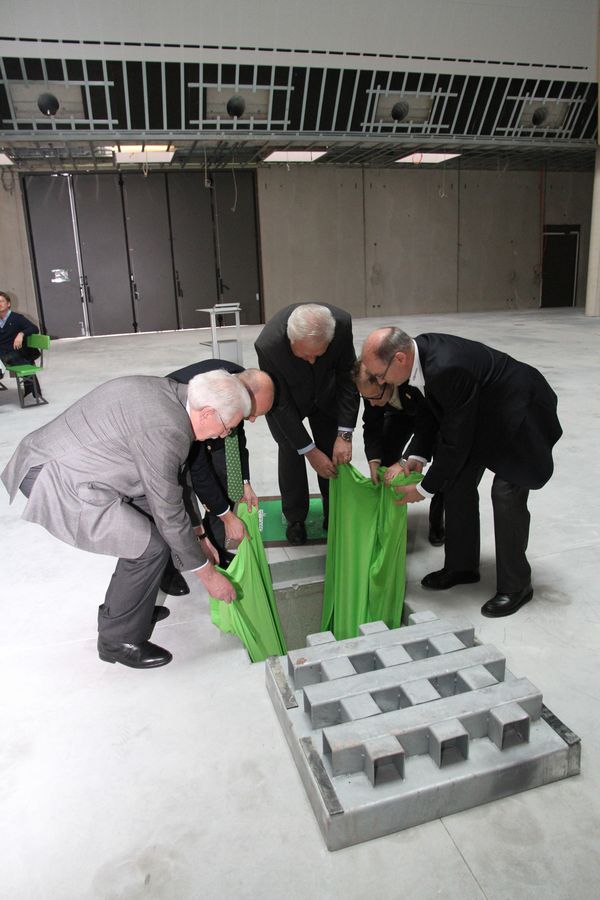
[1,370,251,669]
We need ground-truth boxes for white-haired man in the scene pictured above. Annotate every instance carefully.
[165,360,275,586]
[255,303,359,545]
[1,370,251,668]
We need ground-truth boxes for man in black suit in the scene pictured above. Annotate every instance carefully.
[255,303,359,545]
[0,291,41,396]
[353,361,444,545]
[163,360,275,593]
[362,327,562,618]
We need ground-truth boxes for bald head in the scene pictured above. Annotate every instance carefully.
[361,326,414,385]
[238,368,275,421]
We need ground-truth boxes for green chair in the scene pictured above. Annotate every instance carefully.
[3,333,50,408]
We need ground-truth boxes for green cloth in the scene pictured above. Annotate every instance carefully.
[209,504,287,662]
[321,464,423,640]
[257,496,327,544]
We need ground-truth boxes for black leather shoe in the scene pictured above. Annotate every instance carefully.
[421,568,480,590]
[159,570,190,596]
[286,521,307,545]
[481,585,533,618]
[428,523,445,546]
[97,638,173,668]
[151,605,170,624]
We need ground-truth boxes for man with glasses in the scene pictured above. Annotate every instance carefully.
[2,370,251,668]
[353,362,444,545]
[361,326,562,618]
[164,360,275,591]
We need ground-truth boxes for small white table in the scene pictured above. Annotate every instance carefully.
[196,302,243,364]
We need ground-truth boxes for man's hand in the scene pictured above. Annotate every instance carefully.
[368,460,381,485]
[242,481,258,511]
[401,457,424,477]
[332,435,352,466]
[306,447,337,478]
[393,483,426,506]
[221,509,250,543]
[13,331,24,350]
[196,563,236,603]
[194,526,219,564]
[383,461,405,486]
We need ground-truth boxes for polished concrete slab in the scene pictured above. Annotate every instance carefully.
[1,308,599,899]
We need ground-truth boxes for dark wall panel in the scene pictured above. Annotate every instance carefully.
[167,173,218,329]
[25,175,83,338]
[73,174,135,335]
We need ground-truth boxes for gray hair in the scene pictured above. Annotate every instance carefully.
[287,303,335,345]
[187,369,251,420]
[371,326,413,362]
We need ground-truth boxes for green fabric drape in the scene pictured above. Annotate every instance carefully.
[320,464,422,640]
[209,505,287,662]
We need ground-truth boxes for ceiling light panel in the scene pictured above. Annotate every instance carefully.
[263,150,327,163]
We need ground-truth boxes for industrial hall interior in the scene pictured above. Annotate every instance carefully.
[1,0,600,897]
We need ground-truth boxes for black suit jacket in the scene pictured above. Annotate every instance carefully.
[255,303,359,451]
[362,385,420,461]
[406,334,562,493]
[167,360,250,516]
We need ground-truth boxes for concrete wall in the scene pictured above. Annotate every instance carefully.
[363,170,459,317]
[545,172,594,308]
[257,168,366,319]
[459,171,542,312]
[256,165,593,320]
[0,167,592,327]
[0,173,39,323]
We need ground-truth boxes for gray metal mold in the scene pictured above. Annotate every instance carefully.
[266,612,581,851]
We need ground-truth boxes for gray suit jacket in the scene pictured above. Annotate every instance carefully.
[1,376,206,571]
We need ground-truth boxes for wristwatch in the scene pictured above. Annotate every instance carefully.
[337,430,352,442]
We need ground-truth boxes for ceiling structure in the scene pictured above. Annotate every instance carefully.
[0,45,597,173]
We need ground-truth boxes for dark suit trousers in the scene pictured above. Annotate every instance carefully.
[277,408,338,524]
[443,460,531,592]
[19,466,170,644]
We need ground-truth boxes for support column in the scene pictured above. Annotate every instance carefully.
[585,148,600,317]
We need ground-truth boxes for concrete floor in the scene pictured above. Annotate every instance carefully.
[1,307,599,900]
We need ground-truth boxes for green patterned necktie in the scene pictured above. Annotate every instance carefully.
[224,430,244,502]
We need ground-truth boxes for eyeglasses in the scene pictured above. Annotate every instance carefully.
[217,412,232,437]
[360,383,387,401]
[369,353,397,383]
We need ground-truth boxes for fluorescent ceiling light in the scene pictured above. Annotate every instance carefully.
[395,152,461,164]
[114,144,170,153]
[263,150,326,163]
[0,153,14,165]
[115,151,175,164]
